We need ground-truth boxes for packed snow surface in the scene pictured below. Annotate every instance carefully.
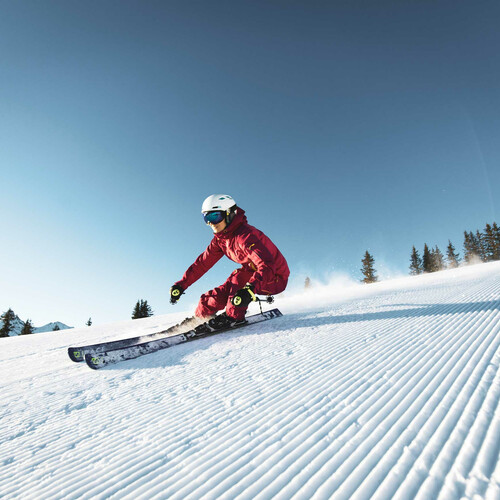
[1,263,499,499]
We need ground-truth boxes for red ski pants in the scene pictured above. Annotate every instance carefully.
[195,268,288,320]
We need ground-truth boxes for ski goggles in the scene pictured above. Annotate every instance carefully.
[203,210,226,225]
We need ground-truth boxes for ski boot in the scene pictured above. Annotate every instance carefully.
[194,312,246,334]
[208,312,247,330]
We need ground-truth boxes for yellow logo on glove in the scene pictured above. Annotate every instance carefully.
[233,296,242,306]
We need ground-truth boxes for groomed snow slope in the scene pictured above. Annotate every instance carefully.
[1,263,499,500]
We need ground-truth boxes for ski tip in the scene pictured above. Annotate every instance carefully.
[85,353,104,370]
[68,348,84,363]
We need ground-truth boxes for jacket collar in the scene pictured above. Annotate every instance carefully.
[213,207,247,240]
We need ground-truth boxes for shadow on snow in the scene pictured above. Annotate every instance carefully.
[285,299,500,329]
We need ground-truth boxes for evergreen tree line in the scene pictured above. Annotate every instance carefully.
[305,221,500,289]
[409,221,500,275]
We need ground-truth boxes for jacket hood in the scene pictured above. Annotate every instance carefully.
[213,207,247,239]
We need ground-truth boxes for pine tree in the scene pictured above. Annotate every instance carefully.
[86,318,92,326]
[0,309,17,337]
[463,231,478,264]
[360,251,378,284]
[141,300,153,318]
[132,300,153,319]
[475,230,486,261]
[431,246,445,272]
[304,277,312,289]
[446,240,460,268]
[464,232,472,264]
[465,231,485,263]
[132,301,141,319]
[422,244,433,273]
[409,246,423,275]
[21,319,35,335]
[483,223,500,261]
[493,222,500,260]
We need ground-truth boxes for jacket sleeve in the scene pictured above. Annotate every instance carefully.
[242,234,277,286]
[176,239,224,290]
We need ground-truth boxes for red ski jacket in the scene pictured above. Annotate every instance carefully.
[176,208,289,290]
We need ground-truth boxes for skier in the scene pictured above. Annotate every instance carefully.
[169,194,289,330]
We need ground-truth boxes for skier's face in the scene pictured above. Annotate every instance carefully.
[209,219,227,233]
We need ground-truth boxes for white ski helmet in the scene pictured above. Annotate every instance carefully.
[201,194,236,213]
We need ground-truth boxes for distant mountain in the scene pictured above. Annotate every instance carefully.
[0,313,72,336]
[34,322,72,334]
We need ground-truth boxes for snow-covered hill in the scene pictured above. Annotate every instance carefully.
[1,263,499,499]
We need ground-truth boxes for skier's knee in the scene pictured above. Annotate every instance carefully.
[196,289,227,318]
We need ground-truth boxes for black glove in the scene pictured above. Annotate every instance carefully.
[231,283,256,307]
[170,284,184,305]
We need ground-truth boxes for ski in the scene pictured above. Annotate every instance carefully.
[85,308,283,370]
[68,318,203,362]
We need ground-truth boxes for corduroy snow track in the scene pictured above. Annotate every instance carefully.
[0,262,499,499]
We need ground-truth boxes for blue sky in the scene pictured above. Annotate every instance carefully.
[1,1,499,326]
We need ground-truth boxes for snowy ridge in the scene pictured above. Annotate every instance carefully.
[1,263,499,499]
[0,318,71,336]
[33,322,72,334]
